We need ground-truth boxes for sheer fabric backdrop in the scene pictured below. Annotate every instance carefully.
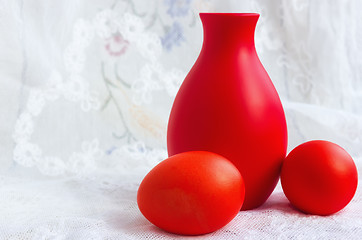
[0,0,361,239]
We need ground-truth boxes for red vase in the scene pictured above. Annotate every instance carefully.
[167,13,287,210]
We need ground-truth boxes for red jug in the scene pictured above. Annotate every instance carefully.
[167,13,287,210]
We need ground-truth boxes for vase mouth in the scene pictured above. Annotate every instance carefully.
[199,13,260,17]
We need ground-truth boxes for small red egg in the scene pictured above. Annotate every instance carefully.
[281,140,358,215]
[137,151,245,235]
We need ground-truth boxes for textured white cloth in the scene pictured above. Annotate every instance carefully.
[0,0,362,239]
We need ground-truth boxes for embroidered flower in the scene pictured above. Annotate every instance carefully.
[26,89,46,117]
[64,43,86,73]
[80,90,100,112]
[13,112,34,143]
[137,32,162,61]
[67,139,103,176]
[105,33,129,57]
[161,68,184,97]
[165,0,191,18]
[161,21,185,51]
[73,19,94,49]
[120,13,145,42]
[132,64,163,105]
[13,142,42,168]
[94,9,118,39]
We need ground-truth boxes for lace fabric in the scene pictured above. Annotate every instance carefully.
[1,0,362,238]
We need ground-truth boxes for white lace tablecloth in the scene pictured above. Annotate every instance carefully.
[1,163,361,239]
[1,0,362,239]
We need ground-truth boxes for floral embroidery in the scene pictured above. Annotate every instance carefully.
[105,33,129,57]
[161,21,185,51]
[68,139,103,176]
[165,0,192,18]
[12,1,188,179]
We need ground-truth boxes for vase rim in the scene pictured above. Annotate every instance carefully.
[199,13,260,17]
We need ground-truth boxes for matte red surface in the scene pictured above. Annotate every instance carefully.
[137,151,245,235]
[167,13,287,210]
[281,140,358,215]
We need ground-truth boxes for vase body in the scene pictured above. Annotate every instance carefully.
[167,13,287,210]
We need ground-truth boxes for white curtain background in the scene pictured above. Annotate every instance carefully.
[0,0,361,238]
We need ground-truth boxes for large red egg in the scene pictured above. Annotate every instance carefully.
[281,140,358,215]
[137,151,245,235]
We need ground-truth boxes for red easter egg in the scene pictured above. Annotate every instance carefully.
[281,140,358,215]
[137,151,245,235]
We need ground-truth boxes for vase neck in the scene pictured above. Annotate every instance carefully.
[200,13,259,51]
